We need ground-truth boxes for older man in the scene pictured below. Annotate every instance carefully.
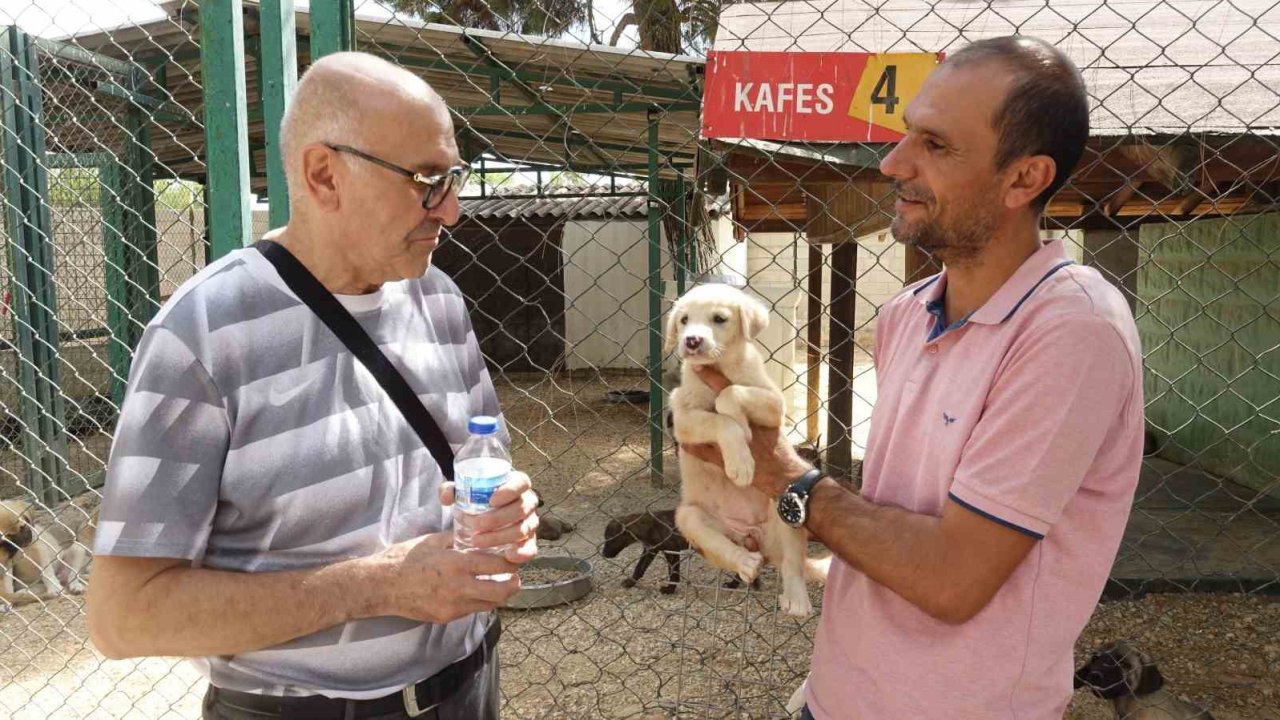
[689,36,1143,718]
[86,52,538,720]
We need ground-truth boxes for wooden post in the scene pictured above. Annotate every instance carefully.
[805,181,891,479]
[904,244,941,284]
[806,243,823,446]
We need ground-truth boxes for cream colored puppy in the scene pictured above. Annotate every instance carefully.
[0,499,67,607]
[666,283,824,617]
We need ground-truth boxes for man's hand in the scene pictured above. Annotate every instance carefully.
[439,470,540,564]
[374,532,523,625]
[682,367,813,498]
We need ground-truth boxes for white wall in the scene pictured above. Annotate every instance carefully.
[561,219,673,371]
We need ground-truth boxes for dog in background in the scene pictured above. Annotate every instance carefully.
[602,509,687,594]
[531,490,573,542]
[0,499,68,607]
[1075,639,1215,719]
[52,492,99,594]
[666,283,829,618]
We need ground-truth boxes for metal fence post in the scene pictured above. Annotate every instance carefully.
[311,0,355,58]
[100,156,132,406]
[124,64,160,331]
[0,26,67,505]
[260,0,297,229]
[200,0,251,259]
[647,108,665,486]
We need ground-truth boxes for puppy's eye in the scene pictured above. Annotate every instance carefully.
[712,314,728,324]
[680,316,688,326]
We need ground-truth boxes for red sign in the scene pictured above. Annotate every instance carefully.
[701,51,942,143]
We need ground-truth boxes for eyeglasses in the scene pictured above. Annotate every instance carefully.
[324,143,471,210]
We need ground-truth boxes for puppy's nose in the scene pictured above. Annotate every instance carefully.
[684,336,703,351]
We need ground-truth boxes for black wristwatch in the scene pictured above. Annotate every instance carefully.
[777,467,825,528]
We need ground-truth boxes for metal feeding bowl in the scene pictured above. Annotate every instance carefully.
[505,555,593,609]
[603,389,649,405]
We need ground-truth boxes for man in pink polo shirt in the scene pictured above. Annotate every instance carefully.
[688,36,1143,718]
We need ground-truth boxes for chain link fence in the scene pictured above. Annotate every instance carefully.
[0,0,1277,718]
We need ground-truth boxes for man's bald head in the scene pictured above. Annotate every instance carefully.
[280,52,448,193]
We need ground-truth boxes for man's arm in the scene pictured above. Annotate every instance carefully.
[805,478,1036,624]
[88,475,539,659]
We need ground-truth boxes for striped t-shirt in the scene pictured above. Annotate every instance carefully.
[96,245,504,698]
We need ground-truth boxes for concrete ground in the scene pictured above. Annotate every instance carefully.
[1109,456,1280,596]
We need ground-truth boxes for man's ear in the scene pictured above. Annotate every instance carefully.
[302,143,342,212]
[1003,155,1056,211]
[737,294,769,341]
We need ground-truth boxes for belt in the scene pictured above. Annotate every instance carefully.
[208,616,501,719]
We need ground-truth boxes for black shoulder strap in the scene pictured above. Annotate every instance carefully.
[254,239,455,481]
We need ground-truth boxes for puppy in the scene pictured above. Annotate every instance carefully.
[602,509,687,594]
[1075,639,1215,719]
[665,283,827,618]
[52,492,100,594]
[0,499,67,607]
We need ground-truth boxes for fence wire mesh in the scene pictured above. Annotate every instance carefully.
[0,0,1277,718]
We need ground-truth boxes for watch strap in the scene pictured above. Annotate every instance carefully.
[787,467,824,497]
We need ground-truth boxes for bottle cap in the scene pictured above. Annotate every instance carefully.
[468,416,499,435]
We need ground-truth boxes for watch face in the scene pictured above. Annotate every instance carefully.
[779,493,804,526]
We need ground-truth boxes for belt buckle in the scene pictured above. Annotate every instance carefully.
[403,685,439,718]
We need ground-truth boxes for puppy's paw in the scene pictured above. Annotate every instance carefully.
[723,447,755,487]
[659,584,678,595]
[779,589,813,618]
[714,393,752,441]
[68,578,87,595]
[621,578,637,589]
[734,550,763,584]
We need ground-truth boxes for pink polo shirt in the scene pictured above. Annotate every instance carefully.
[806,239,1144,719]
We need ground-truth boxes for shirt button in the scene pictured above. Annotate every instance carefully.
[928,345,939,355]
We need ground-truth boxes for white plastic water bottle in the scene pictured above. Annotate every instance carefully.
[453,416,512,579]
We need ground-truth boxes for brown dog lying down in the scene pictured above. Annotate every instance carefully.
[602,509,762,594]
[532,490,574,541]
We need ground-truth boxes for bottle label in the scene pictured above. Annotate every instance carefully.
[462,474,505,508]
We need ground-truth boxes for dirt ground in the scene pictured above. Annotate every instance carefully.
[0,373,1275,718]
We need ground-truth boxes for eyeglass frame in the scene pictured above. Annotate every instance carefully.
[323,143,471,210]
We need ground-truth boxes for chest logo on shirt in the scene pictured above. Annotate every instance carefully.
[942,411,957,425]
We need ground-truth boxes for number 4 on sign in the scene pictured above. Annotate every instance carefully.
[848,53,941,137]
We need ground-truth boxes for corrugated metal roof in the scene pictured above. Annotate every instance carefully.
[460,193,648,220]
[715,0,1280,136]
[55,1,704,192]
[459,186,730,219]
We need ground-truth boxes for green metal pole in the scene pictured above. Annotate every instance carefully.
[1,26,67,505]
[310,0,354,59]
[200,0,252,258]
[674,175,687,295]
[647,109,664,487]
[259,0,297,229]
[100,158,131,407]
[125,65,160,324]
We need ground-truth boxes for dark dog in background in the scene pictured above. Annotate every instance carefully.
[1075,639,1214,719]
[603,509,686,594]
[602,509,762,594]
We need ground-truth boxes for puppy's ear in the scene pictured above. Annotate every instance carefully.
[736,293,769,341]
[1133,656,1164,696]
[0,500,29,534]
[663,301,683,355]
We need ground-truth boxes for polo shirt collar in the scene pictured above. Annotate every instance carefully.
[914,239,1074,326]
